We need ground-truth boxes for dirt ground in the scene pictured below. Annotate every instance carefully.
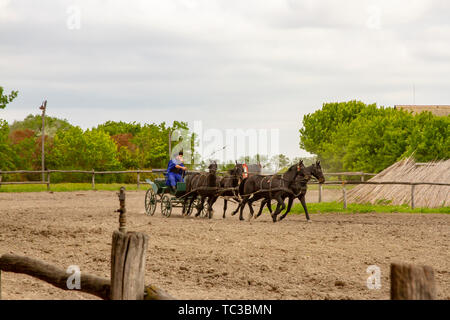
[0,189,448,300]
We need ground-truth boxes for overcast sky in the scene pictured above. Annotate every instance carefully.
[1,0,449,160]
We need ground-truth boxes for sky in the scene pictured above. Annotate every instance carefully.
[1,0,449,161]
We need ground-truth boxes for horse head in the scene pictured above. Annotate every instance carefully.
[312,160,325,183]
[208,161,218,174]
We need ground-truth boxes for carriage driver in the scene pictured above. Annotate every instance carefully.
[165,151,186,192]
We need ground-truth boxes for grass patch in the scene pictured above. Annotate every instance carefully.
[0,183,140,193]
[287,201,450,214]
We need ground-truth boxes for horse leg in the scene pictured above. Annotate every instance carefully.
[255,198,267,219]
[231,200,241,216]
[239,196,250,221]
[195,195,205,217]
[299,194,311,222]
[278,196,294,221]
[208,195,218,219]
[186,195,195,216]
[246,195,258,220]
[271,193,286,223]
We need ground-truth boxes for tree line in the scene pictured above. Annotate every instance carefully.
[299,100,449,173]
[1,87,299,182]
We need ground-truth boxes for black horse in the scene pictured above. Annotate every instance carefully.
[218,162,244,219]
[185,161,218,219]
[256,160,325,222]
[231,161,305,222]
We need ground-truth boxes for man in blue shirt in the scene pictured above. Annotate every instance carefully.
[166,151,186,192]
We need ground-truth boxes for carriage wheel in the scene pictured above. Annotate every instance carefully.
[161,195,172,217]
[144,189,157,216]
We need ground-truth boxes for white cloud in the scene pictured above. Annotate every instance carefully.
[1,0,450,160]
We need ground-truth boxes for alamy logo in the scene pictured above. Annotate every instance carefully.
[66,265,81,290]
[366,265,381,290]
[66,5,81,30]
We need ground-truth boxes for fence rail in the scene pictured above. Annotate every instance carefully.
[1,169,448,209]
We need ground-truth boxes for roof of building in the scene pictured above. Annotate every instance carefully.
[394,105,450,117]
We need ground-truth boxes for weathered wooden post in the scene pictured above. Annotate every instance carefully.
[391,263,436,300]
[411,184,415,209]
[318,183,322,203]
[47,171,51,191]
[92,169,95,190]
[111,187,149,300]
[342,181,347,209]
[137,170,140,190]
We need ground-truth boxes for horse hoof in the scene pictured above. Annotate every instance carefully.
[239,217,244,221]
[307,219,312,223]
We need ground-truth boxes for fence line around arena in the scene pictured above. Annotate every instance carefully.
[0,169,448,209]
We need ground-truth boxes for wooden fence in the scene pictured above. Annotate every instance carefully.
[1,169,448,209]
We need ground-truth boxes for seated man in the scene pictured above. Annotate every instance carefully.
[165,151,186,192]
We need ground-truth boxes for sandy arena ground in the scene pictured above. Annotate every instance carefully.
[0,189,448,300]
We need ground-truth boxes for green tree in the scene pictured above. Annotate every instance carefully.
[0,120,17,170]
[0,87,18,109]
[404,112,450,162]
[299,101,448,173]
[95,121,142,136]
[10,114,72,137]
[47,127,120,171]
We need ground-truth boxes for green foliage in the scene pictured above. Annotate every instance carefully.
[287,201,450,214]
[0,87,18,109]
[95,121,142,136]
[132,121,190,169]
[0,183,140,193]
[300,101,449,172]
[47,127,121,172]
[404,112,450,162]
[10,114,73,137]
[0,120,17,170]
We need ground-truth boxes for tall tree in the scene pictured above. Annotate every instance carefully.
[0,87,18,109]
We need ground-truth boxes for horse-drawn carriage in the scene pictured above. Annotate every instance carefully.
[143,160,325,222]
[144,176,209,218]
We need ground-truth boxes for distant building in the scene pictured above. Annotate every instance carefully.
[394,105,450,117]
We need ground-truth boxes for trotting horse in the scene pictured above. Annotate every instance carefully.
[255,160,325,222]
[185,161,218,219]
[231,161,305,222]
[217,162,244,219]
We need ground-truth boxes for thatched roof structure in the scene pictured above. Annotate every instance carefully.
[347,157,450,208]
[394,105,450,117]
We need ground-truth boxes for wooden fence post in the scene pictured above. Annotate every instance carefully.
[47,171,51,191]
[318,184,322,203]
[342,182,347,209]
[92,169,95,190]
[390,263,436,300]
[411,184,415,209]
[137,170,140,190]
[110,231,148,300]
[111,187,148,300]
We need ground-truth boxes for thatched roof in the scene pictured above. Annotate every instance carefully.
[394,105,450,117]
[347,157,449,208]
